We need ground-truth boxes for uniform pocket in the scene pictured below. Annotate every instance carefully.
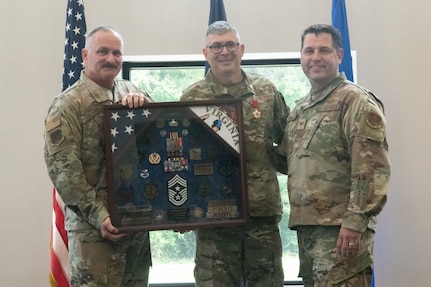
[327,250,373,285]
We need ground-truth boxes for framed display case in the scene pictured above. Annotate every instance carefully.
[104,99,248,232]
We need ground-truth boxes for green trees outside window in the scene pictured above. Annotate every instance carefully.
[126,60,310,283]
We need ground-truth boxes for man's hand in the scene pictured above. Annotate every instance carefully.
[100,217,127,241]
[122,92,152,108]
[336,227,362,257]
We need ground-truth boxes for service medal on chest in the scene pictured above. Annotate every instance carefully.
[251,95,261,118]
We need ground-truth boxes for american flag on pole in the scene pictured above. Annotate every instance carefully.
[49,1,86,286]
[62,0,86,91]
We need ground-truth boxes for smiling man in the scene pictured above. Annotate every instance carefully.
[279,24,391,287]
[181,21,290,287]
[44,26,152,286]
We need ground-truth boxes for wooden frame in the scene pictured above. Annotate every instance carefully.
[104,99,248,232]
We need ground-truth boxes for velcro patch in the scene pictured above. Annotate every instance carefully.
[45,115,61,132]
[365,112,382,129]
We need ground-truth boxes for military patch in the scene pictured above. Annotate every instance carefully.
[366,112,383,129]
[49,129,65,146]
[45,115,61,132]
[196,180,211,197]
[189,131,202,146]
[168,174,188,206]
[206,144,218,158]
[189,148,202,160]
[220,181,235,195]
[219,160,234,176]
[143,182,158,199]
[154,209,165,221]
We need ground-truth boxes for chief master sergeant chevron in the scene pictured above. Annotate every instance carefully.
[44,26,152,287]
[279,24,391,287]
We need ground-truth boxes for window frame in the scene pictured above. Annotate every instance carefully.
[122,52,305,80]
[120,52,320,287]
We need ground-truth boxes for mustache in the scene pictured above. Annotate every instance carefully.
[101,63,118,68]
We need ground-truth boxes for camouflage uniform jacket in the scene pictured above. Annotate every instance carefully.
[181,69,289,217]
[280,73,390,232]
[44,72,142,231]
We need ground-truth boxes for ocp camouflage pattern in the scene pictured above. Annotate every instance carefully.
[279,73,390,232]
[44,72,143,230]
[181,69,290,217]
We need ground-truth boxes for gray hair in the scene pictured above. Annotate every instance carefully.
[85,25,123,47]
[206,21,241,42]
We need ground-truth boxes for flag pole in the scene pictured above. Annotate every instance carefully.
[50,1,87,286]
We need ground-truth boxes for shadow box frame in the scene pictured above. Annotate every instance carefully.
[104,99,249,232]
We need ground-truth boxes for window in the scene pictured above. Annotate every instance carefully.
[122,53,310,286]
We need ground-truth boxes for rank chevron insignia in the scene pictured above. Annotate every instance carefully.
[168,174,188,206]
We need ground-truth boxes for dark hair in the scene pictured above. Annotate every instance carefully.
[301,24,342,50]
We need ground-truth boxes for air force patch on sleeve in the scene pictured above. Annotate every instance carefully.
[365,112,383,129]
[45,115,65,147]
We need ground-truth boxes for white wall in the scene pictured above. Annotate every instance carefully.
[0,1,429,286]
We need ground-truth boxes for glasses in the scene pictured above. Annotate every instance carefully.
[206,41,240,54]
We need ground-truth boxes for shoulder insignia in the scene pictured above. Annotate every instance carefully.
[45,115,61,132]
[366,112,383,129]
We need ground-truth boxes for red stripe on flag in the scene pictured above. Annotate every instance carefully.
[50,241,69,287]
[50,1,86,286]
[53,189,68,245]
[50,188,70,287]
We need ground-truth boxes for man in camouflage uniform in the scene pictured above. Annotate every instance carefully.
[279,24,390,287]
[44,26,152,287]
[181,21,289,287]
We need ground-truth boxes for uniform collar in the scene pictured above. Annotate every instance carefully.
[81,71,117,103]
[306,73,346,105]
[206,69,255,98]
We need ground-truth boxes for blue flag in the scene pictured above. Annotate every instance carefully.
[331,0,354,82]
[208,0,227,25]
[205,0,227,75]
[62,0,87,91]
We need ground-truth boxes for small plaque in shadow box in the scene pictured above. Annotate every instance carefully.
[104,99,249,232]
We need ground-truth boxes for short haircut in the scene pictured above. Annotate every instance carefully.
[301,24,342,50]
[206,21,241,42]
[85,25,122,47]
